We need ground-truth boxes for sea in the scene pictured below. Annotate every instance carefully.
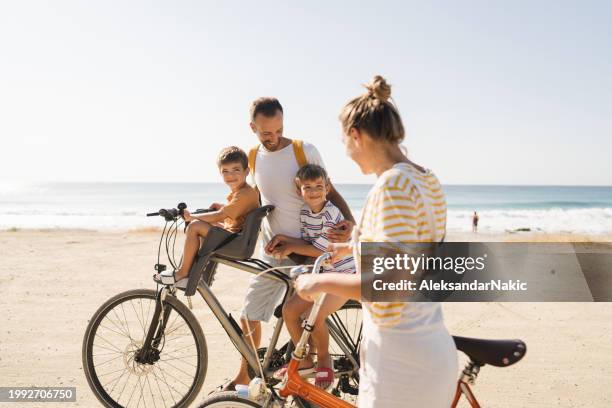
[1,182,611,234]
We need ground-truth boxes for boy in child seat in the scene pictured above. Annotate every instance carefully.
[265,164,355,389]
[155,146,259,288]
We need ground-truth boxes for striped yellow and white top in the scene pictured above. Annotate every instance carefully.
[356,162,446,327]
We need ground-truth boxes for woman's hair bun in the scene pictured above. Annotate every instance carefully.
[364,75,391,102]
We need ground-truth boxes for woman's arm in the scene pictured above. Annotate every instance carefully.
[295,273,361,301]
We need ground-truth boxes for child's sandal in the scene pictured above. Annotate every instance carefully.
[153,270,188,290]
[272,363,316,380]
[314,367,334,390]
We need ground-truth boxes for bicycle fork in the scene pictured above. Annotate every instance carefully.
[134,287,173,365]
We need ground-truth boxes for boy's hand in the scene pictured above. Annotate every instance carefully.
[209,202,224,211]
[328,242,352,264]
[182,209,194,222]
[327,220,354,243]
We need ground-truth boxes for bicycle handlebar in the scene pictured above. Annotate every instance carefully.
[146,204,213,220]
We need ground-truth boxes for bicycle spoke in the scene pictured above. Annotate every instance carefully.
[120,303,135,341]
[155,362,192,390]
[158,358,196,380]
[153,365,179,406]
[145,374,158,408]
[103,367,129,390]
[95,354,123,368]
[130,299,146,337]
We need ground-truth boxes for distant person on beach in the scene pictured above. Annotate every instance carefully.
[473,211,479,233]
[154,147,259,288]
[293,75,457,407]
[220,97,355,391]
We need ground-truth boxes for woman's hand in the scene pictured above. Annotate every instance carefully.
[327,220,354,243]
[182,209,194,223]
[294,274,323,302]
[328,242,352,264]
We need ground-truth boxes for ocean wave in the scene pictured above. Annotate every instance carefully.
[448,208,612,234]
[2,206,611,234]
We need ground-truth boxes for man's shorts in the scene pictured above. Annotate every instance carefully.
[240,256,296,322]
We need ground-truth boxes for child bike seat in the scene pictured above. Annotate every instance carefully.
[453,336,526,367]
[183,205,274,296]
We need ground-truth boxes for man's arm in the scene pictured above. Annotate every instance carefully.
[327,183,355,243]
[327,183,354,223]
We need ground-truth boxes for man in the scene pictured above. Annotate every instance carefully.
[224,97,354,390]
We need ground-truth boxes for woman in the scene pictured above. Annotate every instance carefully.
[295,75,458,407]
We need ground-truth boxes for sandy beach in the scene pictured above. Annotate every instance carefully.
[1,229,611,407]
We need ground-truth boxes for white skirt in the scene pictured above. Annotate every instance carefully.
[358,306,458,408]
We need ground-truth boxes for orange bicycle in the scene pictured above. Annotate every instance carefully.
[199,253,526,408]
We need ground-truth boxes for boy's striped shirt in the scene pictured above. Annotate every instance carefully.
[301,201,355,273]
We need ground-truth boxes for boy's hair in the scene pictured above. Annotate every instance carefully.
[217,146,248,169]
[250,97,283,121]
[295,164,329,187]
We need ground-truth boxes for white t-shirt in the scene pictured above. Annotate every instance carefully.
[252,140,325,262]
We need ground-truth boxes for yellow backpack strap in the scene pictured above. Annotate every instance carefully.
[248,145,259,185]
[248,145,259,173]
[292,139,308,168]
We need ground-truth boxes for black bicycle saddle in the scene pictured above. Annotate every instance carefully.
[453,336,526,367]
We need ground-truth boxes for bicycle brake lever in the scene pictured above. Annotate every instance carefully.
[289,265,310,279]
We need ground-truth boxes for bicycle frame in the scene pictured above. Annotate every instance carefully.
[195,255,292,376]
[141,251,360,385]
[196,254,360,380]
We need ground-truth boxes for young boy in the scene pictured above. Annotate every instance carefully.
[265,164,355,389]
[156,146,259,288]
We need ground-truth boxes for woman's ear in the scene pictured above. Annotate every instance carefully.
[349,127,363,148]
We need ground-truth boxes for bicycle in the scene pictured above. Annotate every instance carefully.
[198,253,527,408]
[82,204,362,408]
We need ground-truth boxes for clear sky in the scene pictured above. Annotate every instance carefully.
[1,1,610,185]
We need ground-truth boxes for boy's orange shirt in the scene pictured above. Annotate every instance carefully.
[222,183,260,233]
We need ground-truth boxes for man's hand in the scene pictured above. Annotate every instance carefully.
[182,209,194,223]
[327,220,354,243]
[265,234,287,254]
[271,243,293,259]
[209,202,224,211]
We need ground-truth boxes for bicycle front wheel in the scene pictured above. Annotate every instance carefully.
[197,391,262,408]
[82,289,207,408]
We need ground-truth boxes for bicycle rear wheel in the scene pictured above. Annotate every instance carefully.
[82,289,207,408]
[327,300,361,403]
